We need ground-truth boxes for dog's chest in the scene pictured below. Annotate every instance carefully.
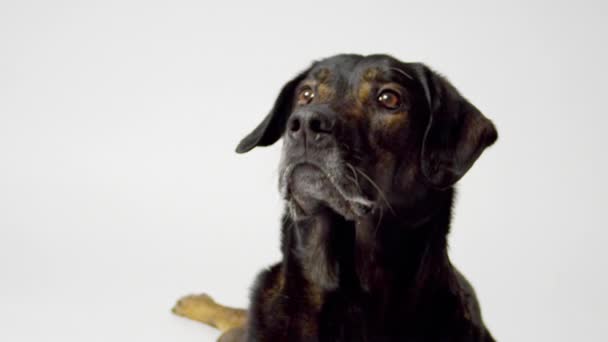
[298,287,423,342]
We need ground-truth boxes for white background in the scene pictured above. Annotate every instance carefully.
[1,0,607,341]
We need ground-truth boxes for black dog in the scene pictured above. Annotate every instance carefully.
[173,54,497,342]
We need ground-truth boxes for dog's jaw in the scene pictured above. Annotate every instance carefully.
[280,162,374,221]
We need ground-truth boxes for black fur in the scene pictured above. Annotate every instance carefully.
[235,54,497,342]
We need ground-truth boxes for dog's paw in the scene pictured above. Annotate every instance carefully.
[172,292,247,332]
[172,293,217,321]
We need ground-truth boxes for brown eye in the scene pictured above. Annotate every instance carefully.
[297,86,315,105]
[377,89,401,110]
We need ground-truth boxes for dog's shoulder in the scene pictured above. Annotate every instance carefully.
[451,267,495,341]
[249,263,284,315]
[452,268,483,324]
[247,262,324,341]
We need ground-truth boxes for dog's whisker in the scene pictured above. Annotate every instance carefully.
[374,206,384,239]
[353,167,396,216]
[340,143,365,163]
[345,163,361,191]
[345,174,362,194]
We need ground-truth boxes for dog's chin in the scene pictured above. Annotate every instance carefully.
[282,163,374,221]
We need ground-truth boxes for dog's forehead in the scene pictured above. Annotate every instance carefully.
[309,54,400,84]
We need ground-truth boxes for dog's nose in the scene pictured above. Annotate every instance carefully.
[287,110,335,142]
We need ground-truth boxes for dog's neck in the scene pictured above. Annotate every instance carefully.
[353,209,451,294]
[286,188,455,298]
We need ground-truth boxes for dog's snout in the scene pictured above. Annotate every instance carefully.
[308,113,334,134]
[287,110,335,142]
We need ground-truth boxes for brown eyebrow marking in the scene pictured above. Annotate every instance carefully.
[363,68,379,81]
[357,68,380,106]
[357,81,373,105]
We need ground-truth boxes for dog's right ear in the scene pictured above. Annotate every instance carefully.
[235,68,311,153]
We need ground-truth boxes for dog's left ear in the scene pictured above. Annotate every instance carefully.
[235,68,311,153]
[409,63,498,189]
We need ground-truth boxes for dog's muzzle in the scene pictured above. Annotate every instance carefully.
[279,106,374,220]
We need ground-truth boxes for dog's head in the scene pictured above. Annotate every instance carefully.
[236,54,497,221]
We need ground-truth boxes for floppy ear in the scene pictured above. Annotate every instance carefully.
[409,63,498,189]
[235,68,311,153]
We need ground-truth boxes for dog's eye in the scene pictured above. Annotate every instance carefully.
[377,89,401,110]
[297,86,315,105]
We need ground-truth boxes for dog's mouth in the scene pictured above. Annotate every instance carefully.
[280,162,375,221]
